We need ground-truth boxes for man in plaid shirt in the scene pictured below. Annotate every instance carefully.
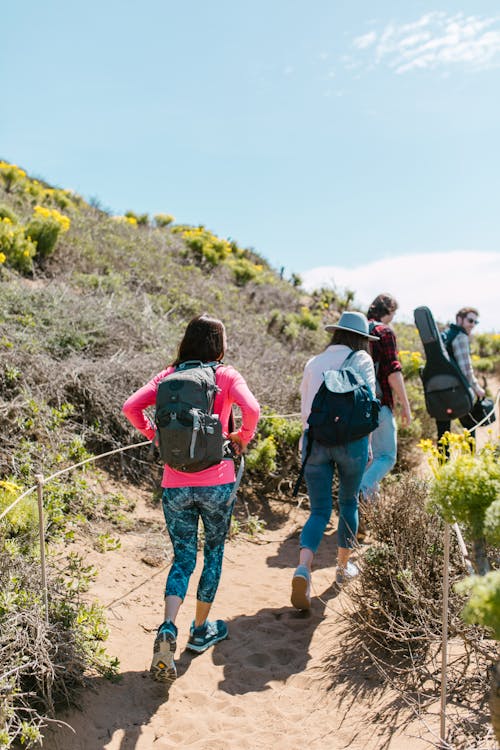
[437,306,485,442]
[360,294,412,511]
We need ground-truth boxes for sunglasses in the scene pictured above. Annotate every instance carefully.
[465,317,479,325]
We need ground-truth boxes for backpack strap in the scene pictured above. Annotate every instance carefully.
[341,349,357,368]
[225,455,245,506]
[293,430,314,497]
[442,325,464,362]
[176,359,221,371]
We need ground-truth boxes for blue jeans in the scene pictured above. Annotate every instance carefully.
[162,483,235,603]
[300,431,368,551]
[360,405,396,499]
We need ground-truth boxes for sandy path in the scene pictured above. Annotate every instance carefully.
[42,490,439,750]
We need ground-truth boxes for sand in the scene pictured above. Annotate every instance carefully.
[41,487,443,750]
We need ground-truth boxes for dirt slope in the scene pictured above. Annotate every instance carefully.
[41,490,439,750]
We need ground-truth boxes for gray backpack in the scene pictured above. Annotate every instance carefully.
[154,361,225,472]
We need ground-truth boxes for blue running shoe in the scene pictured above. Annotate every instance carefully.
[186,620,228,653]
[150,620,177,683]
[291,564,311,610]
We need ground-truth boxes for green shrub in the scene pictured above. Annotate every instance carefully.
[26,216,61,259]
[474,333,500,358]
[0,545,119,748]
[484,498,500,547]
[154,213,175,227]
[267,308,323,342]
[0,161,26,192]
[227,256,262,285]
[246,436,277,473]
[393,322,424,354]
[0,204,18,223]
[259,411,302,447]
[424,436,500,539]
[455,571,500,640]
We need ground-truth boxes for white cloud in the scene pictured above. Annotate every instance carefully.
[351,12,500,74]
[353,31,377,49]
[301,251,500,332]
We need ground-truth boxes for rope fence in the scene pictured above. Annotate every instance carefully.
[0,439,149,629]
[0,393,498,746]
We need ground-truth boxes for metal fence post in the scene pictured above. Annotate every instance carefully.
[440,521,451,746]
[35,474,49,625]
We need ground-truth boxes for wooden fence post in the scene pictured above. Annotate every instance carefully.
[35,474,49,626]
[440,521,451,746]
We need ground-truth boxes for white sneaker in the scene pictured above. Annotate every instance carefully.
[336,561,359,586]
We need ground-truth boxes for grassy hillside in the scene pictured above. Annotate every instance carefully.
[0,161,336,482]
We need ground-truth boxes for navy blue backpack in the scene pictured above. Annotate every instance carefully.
[293,351,380,496]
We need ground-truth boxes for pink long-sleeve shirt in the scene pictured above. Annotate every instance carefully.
[122,364,260,488]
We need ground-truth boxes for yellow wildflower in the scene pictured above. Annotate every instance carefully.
[33,205,71,232]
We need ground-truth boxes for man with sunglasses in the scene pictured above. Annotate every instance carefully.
[437,307,485,443]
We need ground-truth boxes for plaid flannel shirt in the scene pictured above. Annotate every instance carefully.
[369,322,402,410]
[451,331,482,395]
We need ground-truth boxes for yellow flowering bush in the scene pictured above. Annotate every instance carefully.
[179,226,232,266]
[23,178,45,202]
[0,161,26,192]
[398,349,424,379]
[226,256,263,286]
[112,214,138,227]
[0,204,19,223]
[0,479,38,539]
[125,210,148,226]
[33,205,71,232]
[421,434,500,537]
[154,213,175,227]
[474,332,500,358]
[172,224,270,285]
[0,217,36,273]
[25,205,71,260]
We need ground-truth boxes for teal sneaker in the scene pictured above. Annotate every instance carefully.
[186,620,228,653]
[291,564,311,610]
[150,620,177,683]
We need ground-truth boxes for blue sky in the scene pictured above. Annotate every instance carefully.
[2,1,500,329]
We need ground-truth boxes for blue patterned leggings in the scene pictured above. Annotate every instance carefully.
[162,483,235,603]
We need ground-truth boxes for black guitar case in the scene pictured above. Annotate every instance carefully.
[413,306,474,421]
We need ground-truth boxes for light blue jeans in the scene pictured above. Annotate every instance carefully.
[300,431,368,552]
[360,405,397,499]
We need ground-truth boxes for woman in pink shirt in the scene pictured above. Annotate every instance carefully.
[123,314,260,683]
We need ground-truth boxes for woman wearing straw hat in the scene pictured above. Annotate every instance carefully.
[291,311,377,609]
